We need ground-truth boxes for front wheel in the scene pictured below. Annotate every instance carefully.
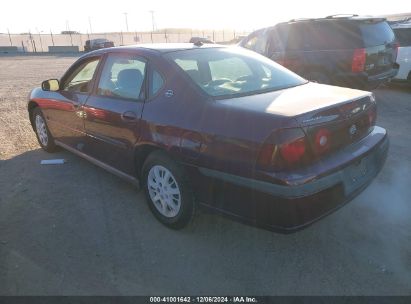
[32,107,57,152]
[142,151,195,229]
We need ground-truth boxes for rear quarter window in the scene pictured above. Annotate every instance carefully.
[360,21,395,47]
[393,28,411,47]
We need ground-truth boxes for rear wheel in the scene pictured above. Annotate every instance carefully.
[142,151,195,229]
[32,107,57,152]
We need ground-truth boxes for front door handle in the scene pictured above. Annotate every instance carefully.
[121,111,138,122]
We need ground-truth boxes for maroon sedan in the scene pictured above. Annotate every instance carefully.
[28,44,388,231]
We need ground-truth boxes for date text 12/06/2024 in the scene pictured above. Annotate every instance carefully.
[149,296,258,303]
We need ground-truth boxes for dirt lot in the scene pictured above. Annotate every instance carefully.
[0,55,410,295]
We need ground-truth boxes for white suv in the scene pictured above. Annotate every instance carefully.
[391,22,411,84]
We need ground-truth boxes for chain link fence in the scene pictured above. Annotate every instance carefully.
[0,30,250,53]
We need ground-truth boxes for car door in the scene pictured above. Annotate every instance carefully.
[44,56,101,148]
[82,52,148,175]
[266,27,286,64]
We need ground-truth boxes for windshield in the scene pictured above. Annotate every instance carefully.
[165,47,306,98]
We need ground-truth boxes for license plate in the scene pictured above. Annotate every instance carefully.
[378,54,389,65]
[349,159,368,184]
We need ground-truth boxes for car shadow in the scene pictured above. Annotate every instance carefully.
[1,148,410,295]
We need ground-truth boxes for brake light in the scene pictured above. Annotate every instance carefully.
[280,138,306,164]
[257,128,308,169]
[368,108,377,126]
[314,128,331,155]
[393,42,400,61]
[257,144,276,167]
[352,48,366,73]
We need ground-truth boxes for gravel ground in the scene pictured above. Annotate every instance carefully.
[0,55,410,295]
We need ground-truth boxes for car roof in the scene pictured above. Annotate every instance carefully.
[247,15,388,35]
[83,43,223,57]
[287,15,386,23]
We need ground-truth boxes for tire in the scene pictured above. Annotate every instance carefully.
[32,107,57,152]
[305,71,330,85]
[142,151,195,229]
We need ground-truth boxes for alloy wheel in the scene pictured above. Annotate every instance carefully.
[147,165,182,218]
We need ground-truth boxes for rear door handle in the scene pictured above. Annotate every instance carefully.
[121,111,138,122]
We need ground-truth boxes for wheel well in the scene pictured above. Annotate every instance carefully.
[28,101,39,129]
[134,145,160,178]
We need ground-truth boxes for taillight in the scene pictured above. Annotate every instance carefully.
[257,144,276,167]
[393,42,400,61]
[368,107,377,126]
[352,48,366,73]
[313,128,331,155]
[280,138,306,163]
[257,128,307,169]
[368,93,377,126]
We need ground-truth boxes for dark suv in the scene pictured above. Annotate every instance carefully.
[240,15,399,89]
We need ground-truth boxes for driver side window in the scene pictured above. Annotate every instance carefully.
[62,58,100,93]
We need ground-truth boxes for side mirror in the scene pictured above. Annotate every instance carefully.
[41,79,60,91]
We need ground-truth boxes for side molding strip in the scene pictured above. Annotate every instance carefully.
[55,140,140,187]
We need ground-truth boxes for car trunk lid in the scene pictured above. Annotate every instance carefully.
[293,86,376,159]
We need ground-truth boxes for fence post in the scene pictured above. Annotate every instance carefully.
[21,41,25,52]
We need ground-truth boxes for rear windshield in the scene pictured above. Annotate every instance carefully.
[165,48,306,98]
[393,28,411,47]
[287,21,362,50]
[360,21,395,47]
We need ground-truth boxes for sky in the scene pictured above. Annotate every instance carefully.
[1,0,410,34]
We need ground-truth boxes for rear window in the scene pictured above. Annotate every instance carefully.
[393,28,411,47]
[287,21,362,50]
[165,48,306,98]
[360,21,395,47]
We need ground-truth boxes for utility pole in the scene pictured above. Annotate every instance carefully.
[88,16,93,34]
[7,28,12,46]
[123,13,129,32]
[66,20,73,46]
[36,28,43,52]
[149,10,156,32]
[50,29,55,46]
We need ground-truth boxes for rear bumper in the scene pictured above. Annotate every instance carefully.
[198,126,389,231]
[334,68,398,90]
